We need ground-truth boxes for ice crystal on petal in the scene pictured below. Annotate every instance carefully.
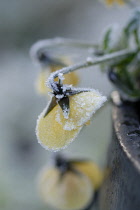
[56,94,64,99]
[56,90,107,130]
[36,88,107,151]
[63,107,69,119]
[58,73,65,81]
[36,106,82,151]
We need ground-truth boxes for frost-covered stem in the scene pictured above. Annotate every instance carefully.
[30,38,98,60]
[48,49,137,92]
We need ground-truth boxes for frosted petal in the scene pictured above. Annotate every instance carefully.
[35,69,50,95]
[56,90,107,130]
[36,106,82,151]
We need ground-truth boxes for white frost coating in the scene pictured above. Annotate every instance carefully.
[86,57,94,64]
[63,107,69,119]
[62,86,67,92]
[30,38,63,62]
[36,108,82,152]
[46,67,66,90]
[55,89,107,131]
[56,94,64,99]
[62,84,73,92]
[35,87,107,151]
[36,134,80,152]
[58,73,65,81]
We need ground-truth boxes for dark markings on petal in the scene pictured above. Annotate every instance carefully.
[58,96,70,118]
[43,96,57,117]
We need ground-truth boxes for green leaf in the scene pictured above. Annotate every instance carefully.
[124,9,140,47]
[102,28,112,51]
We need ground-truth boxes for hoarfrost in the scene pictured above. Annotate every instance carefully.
[58,73,64,81]
[63,107,69,119]
[55,90,107,131]
[56,94,64,99]
[86,57,94,64]
[62,84,73,92]
[36,106,82,151]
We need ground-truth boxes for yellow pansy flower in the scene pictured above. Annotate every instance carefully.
[38,167,93,210]
[36,90,107,151]
[105,0,125,5]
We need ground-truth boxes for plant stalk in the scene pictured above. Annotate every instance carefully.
[47,48,138,92]
[30,38,98,61]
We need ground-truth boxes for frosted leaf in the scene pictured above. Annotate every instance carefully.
[36,106,82,151]
[56,90,107,130]
[38,167,93,210]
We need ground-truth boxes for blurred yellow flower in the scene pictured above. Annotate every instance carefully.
[36,69,50,95]
[35,59,79,95]
[36,90,107,151]
[72,161,103,190]
[38,167,93,210]
[105,0,124,5]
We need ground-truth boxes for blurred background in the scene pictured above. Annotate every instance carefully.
[0,0,131,209]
